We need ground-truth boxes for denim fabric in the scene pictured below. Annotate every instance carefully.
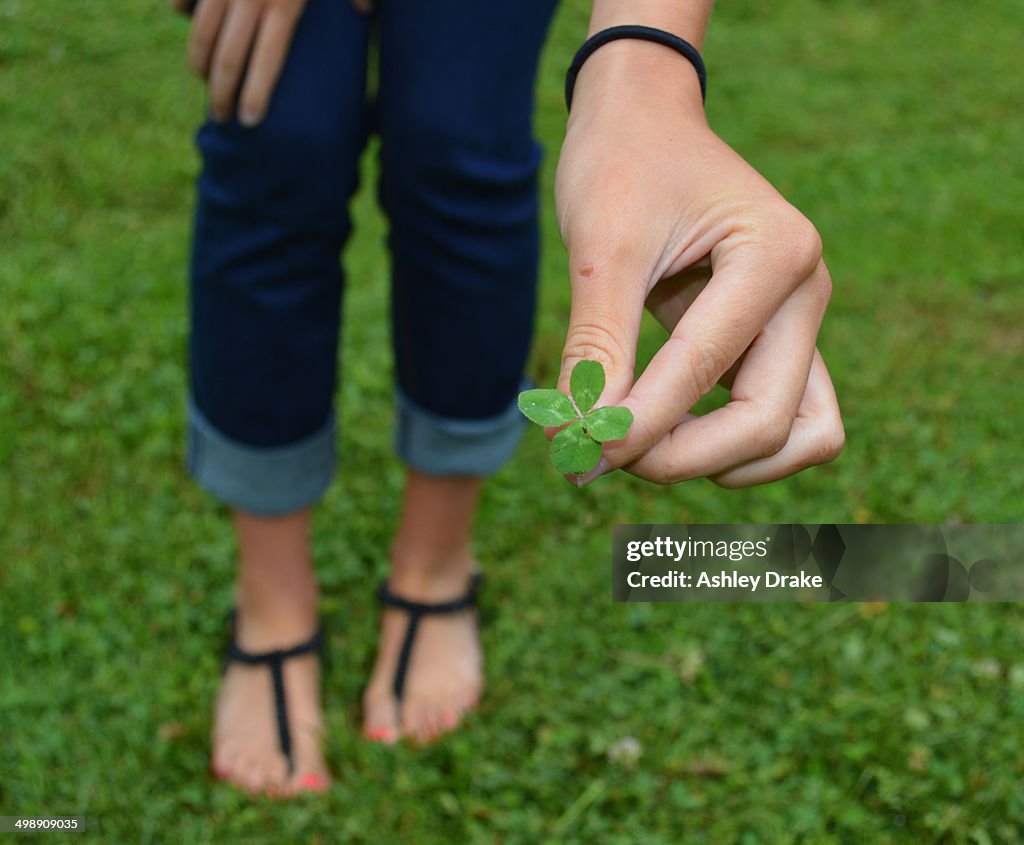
[186,0,558,513]
[394,382,531,477]
[187,397,335,516]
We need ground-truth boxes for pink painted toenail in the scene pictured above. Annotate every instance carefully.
[297,774,329,792]
[366,726,396,743]
[442,712,458,729]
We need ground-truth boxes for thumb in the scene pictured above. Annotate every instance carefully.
[556,248,648,419]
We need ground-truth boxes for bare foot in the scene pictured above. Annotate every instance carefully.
[211,607,331,796]
[362,556,484,744]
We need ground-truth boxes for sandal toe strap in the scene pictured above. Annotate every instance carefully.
[224,616,323,777]
[377,572,483,702]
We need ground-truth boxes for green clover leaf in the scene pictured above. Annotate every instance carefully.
[582,405,634,443]
[569,359,604,414]
[518,360,634,478]
[517,389,578,427]
[550,419,603,474]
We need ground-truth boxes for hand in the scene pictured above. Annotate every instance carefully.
[171,0,308,126]
[554,41,844,487]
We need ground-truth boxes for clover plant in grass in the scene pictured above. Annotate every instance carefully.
[518,360,634,475]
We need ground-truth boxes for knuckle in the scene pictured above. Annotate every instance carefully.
[216,56,242,77]
[791,218,824,276]
[649,467,674,486]
[711,472,744,490]
[765,209,823,283]
[562,319,629,376]
[752,413,793,459]
[810,263,833,307]
[810,419,846,465]
[635,459,674,486]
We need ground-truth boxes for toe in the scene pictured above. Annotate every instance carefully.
[237,750,285,796]
[440,706,460,733]
[365,724,399,744]
[290,772,331,794]
[363,687,401,744]
[405,698,443,744]
[211,745,234,781]
[233,752,265,793]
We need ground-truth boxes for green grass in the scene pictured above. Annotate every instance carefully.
[2,0,1023,842]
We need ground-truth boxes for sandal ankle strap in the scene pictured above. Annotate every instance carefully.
[376,571,484,616]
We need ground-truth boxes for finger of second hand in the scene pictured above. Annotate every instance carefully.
[188,0,228,77]
[236,8,296,126]
[208,0,262,122]
[623,275,825,483]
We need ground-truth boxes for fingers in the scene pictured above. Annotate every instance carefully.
[188,0,300,125]
[605,220,823,469]
[623,263,830,482]
[207,0,262,122]
[237,8,298,126]
[710,350,845,487]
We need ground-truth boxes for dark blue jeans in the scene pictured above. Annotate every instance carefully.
[186,0,559,515]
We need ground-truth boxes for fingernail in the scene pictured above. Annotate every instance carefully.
[572,458,610,488]
[239,110,261,128]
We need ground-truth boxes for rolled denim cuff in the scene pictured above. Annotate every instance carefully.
[185,396,335,516]
[394,384,529,477]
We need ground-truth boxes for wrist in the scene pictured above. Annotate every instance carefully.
[588,1,712,49]
[568,39,706,125]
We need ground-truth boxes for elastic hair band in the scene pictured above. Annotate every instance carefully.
[565,25,707,111]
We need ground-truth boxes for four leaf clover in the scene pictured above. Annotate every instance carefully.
[517,360,634,475]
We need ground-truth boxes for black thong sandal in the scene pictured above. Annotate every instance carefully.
[220,607,325,780]
[376,571,484,703]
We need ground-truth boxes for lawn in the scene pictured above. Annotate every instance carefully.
[1,0,1022,842]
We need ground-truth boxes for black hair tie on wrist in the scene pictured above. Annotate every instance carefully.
[564,25,707,111]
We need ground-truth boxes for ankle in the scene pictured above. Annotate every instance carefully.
[234,585,319,650]
[387,544,477,601]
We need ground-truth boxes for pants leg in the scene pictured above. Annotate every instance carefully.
[376,0,559,476]
[186,0,370,515]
